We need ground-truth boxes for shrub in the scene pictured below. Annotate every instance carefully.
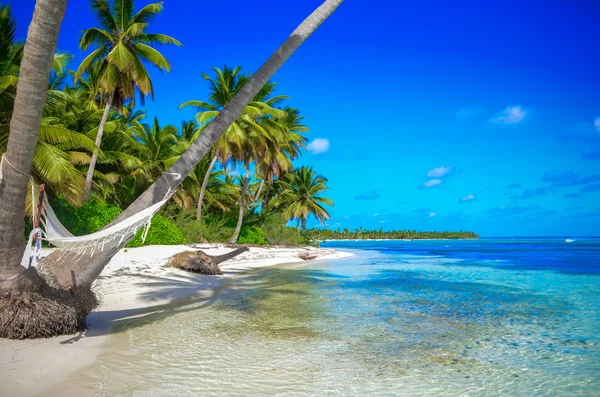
[237,226,266,245]
[174,211,202,243]
[259,213,307,246]
[126,215,186,247]
[174,211,235,243]
[50,199,121,236]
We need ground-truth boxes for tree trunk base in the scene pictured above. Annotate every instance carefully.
[167,247,249,275]
[0,272,98,340]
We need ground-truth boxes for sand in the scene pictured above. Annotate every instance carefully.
[0,244,352,397]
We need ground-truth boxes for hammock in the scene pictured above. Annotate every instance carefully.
[21,191,175,269]
[0,154,179,268]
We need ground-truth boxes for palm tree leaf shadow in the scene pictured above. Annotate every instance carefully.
[82,268,340,338]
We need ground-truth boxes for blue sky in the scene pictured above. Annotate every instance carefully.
[9,0,600,236]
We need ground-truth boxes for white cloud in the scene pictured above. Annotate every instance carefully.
[456,107,484,120]
[423,179,442,187]
[429,212,437,218]
[490,105,527,125]
[595,117,600,132]
[427,166,452,178]
[373,213,379,217]
[379,220,386,223]
[460,193,476,202]
[307,138,330,154]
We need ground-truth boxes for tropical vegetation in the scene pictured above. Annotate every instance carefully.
[303,228,480,241]
[0,1,477,249]
[0,2,336,250]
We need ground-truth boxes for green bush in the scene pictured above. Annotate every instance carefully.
[174,211,235,243]
[50,199,121,235]
[237,226,266,245]
[127,215,186,247]
[259,213,307,246]
[173,210,308,246]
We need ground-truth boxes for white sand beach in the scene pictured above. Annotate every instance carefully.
[0,244,352,397]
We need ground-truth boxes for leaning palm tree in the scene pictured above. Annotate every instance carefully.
[1,0,343,340]
[74,0,181,201]
[271,166,333,232]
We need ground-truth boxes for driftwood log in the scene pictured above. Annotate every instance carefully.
[297,251,318,261]
[167,247,249,275]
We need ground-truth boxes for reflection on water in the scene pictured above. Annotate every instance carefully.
[49,240,600,396]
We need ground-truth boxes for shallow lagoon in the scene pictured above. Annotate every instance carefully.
[50,238,600,396]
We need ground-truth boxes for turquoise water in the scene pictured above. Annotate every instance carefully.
[52,238,600,396]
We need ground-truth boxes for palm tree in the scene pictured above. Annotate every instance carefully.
[130,117,178,181]
[271,166,333,232]
[0,0,68,280]
[74,0,181,201]
[179,67,285,223]
[256,107,308,208]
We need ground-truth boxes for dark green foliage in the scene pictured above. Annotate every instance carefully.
[257,213,307,246]
[237,226,266,245]
[127,215,186,247]
[174,210,305,246]
[49,199,185,247]
[174,211,235,244]
[50,199,121,236]
[302,228,480,241]
[242,212,306,246]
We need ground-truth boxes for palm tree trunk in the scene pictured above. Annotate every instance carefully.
[196,154,218,221]
[83,90,114,202]
[63,0,344,289]
[229,167,250,244]
[254,178,265,203]
[262,181,272,210]
[302,217,307,230]
[0,0,68,283]
[297,219,301,235]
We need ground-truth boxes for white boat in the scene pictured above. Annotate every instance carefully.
[565,239,575,243]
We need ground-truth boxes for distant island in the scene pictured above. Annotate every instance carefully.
[304,228,480,240]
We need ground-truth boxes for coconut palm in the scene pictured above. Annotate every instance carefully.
[129,116,178,183]
[255,107,308,208]
[180,66,286,223]
[74,0,181,201]
[0,0,69,316]
[271,166,333,232]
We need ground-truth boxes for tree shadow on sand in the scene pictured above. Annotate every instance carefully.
[61,267,347,343]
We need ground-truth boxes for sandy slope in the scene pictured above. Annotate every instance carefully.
[0,244,352,397]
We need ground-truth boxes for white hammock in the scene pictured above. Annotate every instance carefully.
[21,192,175,269]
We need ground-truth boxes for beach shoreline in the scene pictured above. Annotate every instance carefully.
[0,244,353,397]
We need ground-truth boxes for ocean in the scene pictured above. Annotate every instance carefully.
[51,238,600,396]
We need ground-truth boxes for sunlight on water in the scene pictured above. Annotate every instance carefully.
[49,239,600,396]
